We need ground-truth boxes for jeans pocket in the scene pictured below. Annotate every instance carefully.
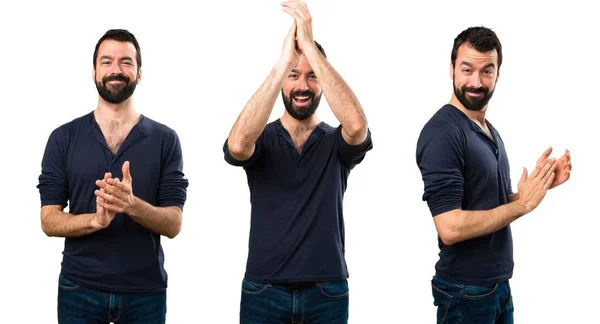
[464,283,499,299]
[431,280,453,324]
[318,280,349,299]
[241,279,269,295]
[58,274,80,289]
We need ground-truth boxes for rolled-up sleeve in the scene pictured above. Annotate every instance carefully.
[223,134,263,168]
[37,128,69,207]
[158,130,189,209]
[336,126,373,169]
[416,121,465,216]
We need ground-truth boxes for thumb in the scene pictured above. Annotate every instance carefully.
[122,161,132,183]
[519,167,528,184]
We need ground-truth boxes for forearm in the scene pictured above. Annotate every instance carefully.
[437,202,527,245]
[41,209,100,238]
[126,198,182,239]
[228,63,291,158]
[303,46,368,142]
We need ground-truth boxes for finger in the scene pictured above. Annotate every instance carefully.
[284,21,297,42]
[519,167,528,185]
[97,181,119,194]
[540,160,557,183]
[282,6,303,23]
[122,161,132,183]
[532,158,555,179]
[95,179,109,190]
[544,172,556,190]
[288,0,310,19]
[106,178,130,193]
[536,147,552,166]
[97,200,122,213]
[282,2,308,21]
[94,190,114,202]
[103,172,112,181]
[95,190,127,207]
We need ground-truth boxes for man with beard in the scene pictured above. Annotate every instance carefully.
[37,29,188,323]
[223,1,372,322]
[415,26,572,323]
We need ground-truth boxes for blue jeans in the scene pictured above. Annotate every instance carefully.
[57,274,166,324]
[431,275,513,324]
[240,279,349,324]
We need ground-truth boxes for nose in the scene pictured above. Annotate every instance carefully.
[468,74,482,88]
[109,62,122,75]
[297,76,309,90]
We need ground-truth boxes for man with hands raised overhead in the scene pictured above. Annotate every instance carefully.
[37,29,188,323]
[224,1,372,323]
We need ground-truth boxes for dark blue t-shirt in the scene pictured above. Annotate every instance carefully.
[224,119,373,283]
[416,104,513,285]
[37,112,189,293]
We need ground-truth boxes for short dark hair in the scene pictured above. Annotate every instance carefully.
[451,26,502,69]
[93,29,142,69]
[295,40,327,58]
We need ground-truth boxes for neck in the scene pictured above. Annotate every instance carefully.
[280,111,320,131]
[95,97,139,123]
[449,95,487,126]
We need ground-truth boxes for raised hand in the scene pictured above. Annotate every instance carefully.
[279,21,300,70]
[94,161,137,215]
[516,152,557,213]
[281,0,316,53]
[92,172,117,229]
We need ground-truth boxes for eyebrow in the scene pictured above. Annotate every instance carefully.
[460,61,495,70]
[290,69,315,75]
[99,55,134,62]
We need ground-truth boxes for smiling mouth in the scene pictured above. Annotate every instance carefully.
[293,95,312,105]
[466,91,484,97]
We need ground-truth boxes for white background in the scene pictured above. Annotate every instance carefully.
[1,0,597,323]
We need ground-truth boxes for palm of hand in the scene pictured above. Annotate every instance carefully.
[550,151,572,189]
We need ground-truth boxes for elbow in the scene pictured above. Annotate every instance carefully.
[434,211,462,246]
[345,120,368,139]
[166,214,182,239]
[227,139,252,161]
[438,229,459,246]
[40,213,54,237]
[41,224,53,237]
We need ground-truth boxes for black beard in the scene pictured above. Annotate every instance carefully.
[453,80,495,112]
[95,73,137,104]
[282,89,321,120]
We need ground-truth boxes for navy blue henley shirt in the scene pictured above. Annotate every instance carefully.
[416,104,514,285]
[37,111,188,293]
[224,119,373,283]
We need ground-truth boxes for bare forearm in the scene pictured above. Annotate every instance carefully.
[41,209,100,238]
[228,63,291,159]
[126,198,182,239]
[303,46,368,143]
[437,202,527,245]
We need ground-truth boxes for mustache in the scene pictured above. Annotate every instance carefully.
[462,86,488,94]
[102,74,130,84]
[290,89,315,98]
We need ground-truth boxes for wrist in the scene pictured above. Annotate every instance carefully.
[300,43,320,57]
[274,60,293,75]
[124,197,141,218]
[89,213,104,230]
[511,199,529,217]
